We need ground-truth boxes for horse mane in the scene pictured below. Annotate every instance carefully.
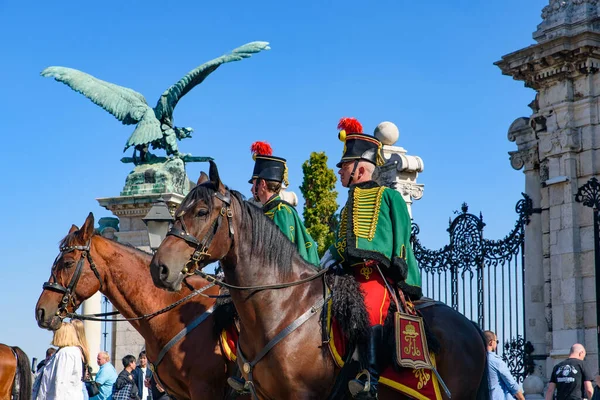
[183,183,314,278]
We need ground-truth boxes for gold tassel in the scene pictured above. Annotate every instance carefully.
[376,143,385,166]
[283,163,289,187]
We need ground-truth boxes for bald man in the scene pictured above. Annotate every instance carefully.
[546,343,593,400]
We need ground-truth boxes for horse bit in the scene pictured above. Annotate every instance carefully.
[43,240,104,317]
[166,190,234,274]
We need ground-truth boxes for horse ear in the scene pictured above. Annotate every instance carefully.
[80,212,95,242]
[69,224,79,234]
[208,160,222,187]
[197,171,209,185]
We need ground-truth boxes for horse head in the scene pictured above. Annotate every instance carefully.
[151,161,236,292]
[35,213,103,330]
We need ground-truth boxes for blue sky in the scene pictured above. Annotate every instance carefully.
[0,0,547,363]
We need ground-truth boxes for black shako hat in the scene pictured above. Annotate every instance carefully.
[336,117,385,168]
[248,141,289,185]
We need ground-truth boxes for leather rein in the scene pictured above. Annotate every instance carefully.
[167,189,328,291]
[166,189,330,399]
[43,239,221,322]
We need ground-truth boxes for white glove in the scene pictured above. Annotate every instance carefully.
[319,249,338,269]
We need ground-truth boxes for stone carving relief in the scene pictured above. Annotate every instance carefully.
[538,128,581,157]
[542,0,599,20]
[398,182,424,201]
[510,147,540,171]
[537,0,600,42]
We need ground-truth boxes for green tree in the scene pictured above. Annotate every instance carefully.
[300,152,339,257]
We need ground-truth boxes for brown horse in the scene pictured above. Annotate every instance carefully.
[34,213,246,400]
[150,162,490,400]
[0,344,31,400]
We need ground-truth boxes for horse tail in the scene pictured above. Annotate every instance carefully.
[11,346,32,400]
[473,322,490,400]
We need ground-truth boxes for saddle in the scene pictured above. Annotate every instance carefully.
[323,271,443,400]
[215,274,444,400]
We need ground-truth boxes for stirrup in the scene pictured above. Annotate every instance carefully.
[227,376,251,394]
[348,370,377,399]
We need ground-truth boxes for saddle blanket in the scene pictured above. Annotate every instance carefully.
[219,303,442,400]
[326,301,442,400]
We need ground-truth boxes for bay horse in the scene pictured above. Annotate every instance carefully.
[34,213,247,400]
[150,161,490,400]
[0,344,31,400]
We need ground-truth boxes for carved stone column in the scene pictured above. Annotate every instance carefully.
[374,121,425,217]
[497,0,600,377]
[508,118,547,380]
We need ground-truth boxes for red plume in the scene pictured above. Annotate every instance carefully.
[337,117,363,134]
[250,141,273,156]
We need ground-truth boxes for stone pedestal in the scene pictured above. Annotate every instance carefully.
[97,193,184,365]
[496,0,600,379]
[96,158,193,367]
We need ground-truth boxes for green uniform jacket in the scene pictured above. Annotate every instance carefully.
[327,181,421,287]
[263,195,320,266]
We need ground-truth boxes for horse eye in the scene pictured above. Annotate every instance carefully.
[197,208,209,217]
[63,261,75,269]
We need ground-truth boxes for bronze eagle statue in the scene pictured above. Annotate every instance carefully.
[42,41,270,163]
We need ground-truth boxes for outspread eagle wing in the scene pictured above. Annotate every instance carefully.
[42,67,164,150]
[41,66,152,126]
[154,41,270,121]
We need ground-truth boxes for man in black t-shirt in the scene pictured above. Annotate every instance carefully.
[545,344,593,400]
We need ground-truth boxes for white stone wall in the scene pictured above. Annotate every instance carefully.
[497,0,600,383]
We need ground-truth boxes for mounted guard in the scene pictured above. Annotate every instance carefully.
[321,117,422,399]
[228,141,320,393]
[248,141,320,266]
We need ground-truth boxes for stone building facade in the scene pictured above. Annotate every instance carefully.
[496,0,600,387]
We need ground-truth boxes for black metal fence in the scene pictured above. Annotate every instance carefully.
[411,194,533,381]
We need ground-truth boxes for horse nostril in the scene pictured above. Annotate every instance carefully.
[36,308,45,323]
[159,264,170,280]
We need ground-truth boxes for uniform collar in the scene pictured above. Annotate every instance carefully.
[264,193,281,206]
[350,180,379,190]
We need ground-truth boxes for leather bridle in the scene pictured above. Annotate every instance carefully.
[166,190,234,275]
[43,240,104,318]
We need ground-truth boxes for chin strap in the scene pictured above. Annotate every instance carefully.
[347,160,359,186]
[253,179,261,202]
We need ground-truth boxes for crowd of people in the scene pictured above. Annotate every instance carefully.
[32,321,168,400]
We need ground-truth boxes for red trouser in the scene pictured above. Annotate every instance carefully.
[353,263,391,327]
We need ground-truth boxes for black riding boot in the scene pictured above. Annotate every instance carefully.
[348,325,383,399]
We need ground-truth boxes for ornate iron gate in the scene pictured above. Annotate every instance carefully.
[411,194,533,381]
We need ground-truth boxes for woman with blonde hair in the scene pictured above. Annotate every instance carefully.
[35,322,84,399]
[71,319,90,366]
[72,319,91,400]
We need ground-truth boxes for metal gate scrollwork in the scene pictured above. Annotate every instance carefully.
[411,193,533,382]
